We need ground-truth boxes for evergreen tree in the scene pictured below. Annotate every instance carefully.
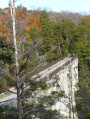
[71,18,90,119]
[40,11,55,54]
[60,19,76,53]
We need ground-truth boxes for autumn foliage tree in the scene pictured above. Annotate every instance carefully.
[24,9,41,33]
[0,16,10,37]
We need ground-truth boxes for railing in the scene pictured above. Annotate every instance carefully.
[29,56,78,80]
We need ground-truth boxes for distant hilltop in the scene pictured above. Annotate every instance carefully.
[0,7,9,15]
[0,6,90,23]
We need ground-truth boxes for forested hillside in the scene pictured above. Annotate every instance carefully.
[0,5,90,119]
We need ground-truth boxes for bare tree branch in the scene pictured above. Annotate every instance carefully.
[0,98,17,104]
[19,59,40,75]
[5,89,17,94]
[0,67,15,81]
[20,64,41,82]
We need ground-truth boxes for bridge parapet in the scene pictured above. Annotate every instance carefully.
[32,56,78,119]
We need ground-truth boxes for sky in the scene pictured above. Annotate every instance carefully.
[0,0,90,14]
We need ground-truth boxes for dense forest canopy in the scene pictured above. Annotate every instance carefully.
[0,5,90,119]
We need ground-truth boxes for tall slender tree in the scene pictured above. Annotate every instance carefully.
[9,0,23,119]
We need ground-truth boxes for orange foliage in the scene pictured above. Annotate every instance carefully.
[27,17,41,30]
[84,15,90,19]
[24,26,30,32]
[16,5,27,19]
[0,20,10,37]
[0,10,11,37]
[24,10,41,32]
[0,7,41,39]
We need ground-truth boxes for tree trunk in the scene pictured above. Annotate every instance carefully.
[17,81,22,119]
[10,0,22,119]
[21,82,27,119]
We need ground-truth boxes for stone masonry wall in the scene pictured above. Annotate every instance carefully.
[32,57,78,119]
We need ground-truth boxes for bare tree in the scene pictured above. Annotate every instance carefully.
[2,1,52,119]
[9,0,23,119]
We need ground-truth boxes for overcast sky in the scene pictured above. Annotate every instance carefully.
[0,0,90,14]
